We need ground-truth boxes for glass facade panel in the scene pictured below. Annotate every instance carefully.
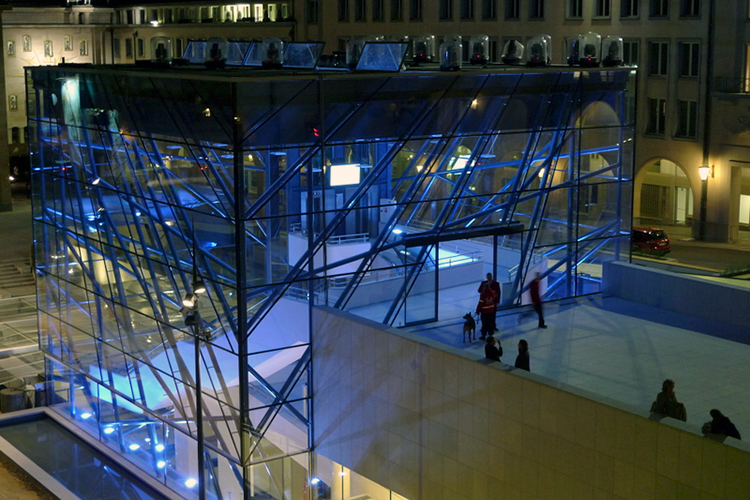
[29,65,633,499]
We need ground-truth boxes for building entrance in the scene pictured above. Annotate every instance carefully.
[635,159,694,227]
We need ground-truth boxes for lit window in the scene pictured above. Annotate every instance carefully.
[80,40,88,56]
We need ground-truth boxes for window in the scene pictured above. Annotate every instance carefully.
[339,0,349,20]
[391,0,403,20]
[22,35,31,52]
[126,10,134,24]
[307,0,319,23]
[78,12,85,24]
[678,42,699,77]
[115,11,122,24]
[151,9,158,21]
[11,127,20,144]
[125,38,133,58]
[482,0,496,19]
[80,40,88,56]
[650,0,668,17]
[139,9,146,23]
[568,0,582,18]
[505,0,519,19]
[623,40,639,66]
[355,0,366,20]
[64,35,72,51]
[175,38,184,58]
[44,40,53,57]
[676,100,698,137]
[165,9,173,23]
[647,98,666,134]
[595,0,610,17]
[7,41,14,56]
[621,0,638,17]
[113,39,121,58]
[440,0,453,19]
[648,41,669,76]
[489,37,498,61]
[137,38,144,57]
[530,0,544,19]
[410,0,423,20]
[680,0,699,17]
[8,95,18,111]
[461,0,474,19]
[373,0,384,20]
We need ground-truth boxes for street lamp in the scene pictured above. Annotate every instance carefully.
[182,278,207,500]
[698,165,713,241]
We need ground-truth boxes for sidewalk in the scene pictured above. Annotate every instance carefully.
[660,223,750,252]
[0,188,32,262]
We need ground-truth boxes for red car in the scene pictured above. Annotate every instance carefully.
[632,226,671,256]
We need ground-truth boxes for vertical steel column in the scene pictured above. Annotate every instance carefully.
[195,307,205,500]
[232,82,252,499]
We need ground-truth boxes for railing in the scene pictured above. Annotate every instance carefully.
[714,77,750,94]
[327,249,482,289]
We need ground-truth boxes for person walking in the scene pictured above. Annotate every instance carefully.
[476,286,496,339]
[529,273,547,328]
[478,273,501,331]
[514,339,530,371]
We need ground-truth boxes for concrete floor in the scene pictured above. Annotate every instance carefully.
[402,293,750,440]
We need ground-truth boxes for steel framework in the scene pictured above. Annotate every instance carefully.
[28,64,634,499]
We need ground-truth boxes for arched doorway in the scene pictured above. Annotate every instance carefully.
[634,159,695,227]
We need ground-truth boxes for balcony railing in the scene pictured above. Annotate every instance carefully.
[714,77,750,94]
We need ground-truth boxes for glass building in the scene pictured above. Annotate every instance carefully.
[28,63,634,499]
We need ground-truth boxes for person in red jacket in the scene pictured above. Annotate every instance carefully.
[478,273,501,331]
[476,286,496,339]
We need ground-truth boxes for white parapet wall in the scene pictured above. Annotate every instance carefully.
[602,260,750,329]
[312,306,750,500]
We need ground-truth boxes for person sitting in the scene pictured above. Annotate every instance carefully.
[484,336,502,362]
[514,339,530,371]
[650,379,687,422]
[702,409,741,440]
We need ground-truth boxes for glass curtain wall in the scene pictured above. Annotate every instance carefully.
[28,65,633,500]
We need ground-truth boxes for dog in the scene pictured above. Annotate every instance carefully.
[462,313,476,343]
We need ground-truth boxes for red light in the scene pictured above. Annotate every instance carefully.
[313,128,320,137]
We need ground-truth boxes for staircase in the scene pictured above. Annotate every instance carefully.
[0,259,35,298]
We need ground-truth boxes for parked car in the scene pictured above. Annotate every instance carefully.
[631,226,670,256]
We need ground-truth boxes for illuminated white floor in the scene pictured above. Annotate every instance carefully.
[401,294,750,440]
